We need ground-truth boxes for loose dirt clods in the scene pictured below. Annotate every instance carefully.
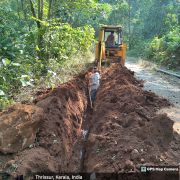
[0,63,179,179]
[81,64,179,179]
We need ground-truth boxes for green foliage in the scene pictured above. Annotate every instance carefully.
[108,1,128,26]
[143,26,180,68]
[108,0,180,70]
[1,0,180,111]
[0,0,98,111]
[10,163,20,173]
[0,17,33,111]
[21,22,95,69]
[106,0,180,51]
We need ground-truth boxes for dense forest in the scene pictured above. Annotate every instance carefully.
[0,0,180,110]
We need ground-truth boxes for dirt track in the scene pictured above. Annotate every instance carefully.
[0,63,180,179]
[125,60,180,108]
[125,60,180,137]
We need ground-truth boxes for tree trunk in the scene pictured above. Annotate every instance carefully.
[29,0,55,73]
[17,0,21,23]
[48,0,53,20]
[178,15,180,24]
[21,0,31,31]
[48,0,53,60]
[29,0,39,27]
[157,7,165,36]
[37,0,44,60]
[128,0,131,50]
[29,0,44,60]
[176,0,180,24]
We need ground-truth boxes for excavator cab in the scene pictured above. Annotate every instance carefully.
[105,29,123,46]
[95,25,126,71]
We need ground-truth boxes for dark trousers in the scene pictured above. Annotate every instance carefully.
[90,89,96,102]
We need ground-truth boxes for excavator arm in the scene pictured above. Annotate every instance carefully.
[95,30,105,72]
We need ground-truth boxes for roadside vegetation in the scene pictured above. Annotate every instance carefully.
[1,0,180,111]
[114,0,180,70]
[0,0,109,111]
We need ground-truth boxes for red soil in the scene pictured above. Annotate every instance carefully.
[0,63,179,180]
[0,72,89,175]
[82,63,179,179]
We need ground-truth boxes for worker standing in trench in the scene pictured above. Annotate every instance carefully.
[89,67,100,107]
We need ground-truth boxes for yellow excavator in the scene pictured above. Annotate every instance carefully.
[95,25,126,71]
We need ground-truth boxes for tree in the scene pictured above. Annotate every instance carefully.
[128,0,131,50]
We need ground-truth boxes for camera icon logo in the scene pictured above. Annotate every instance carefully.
[141,166,146,172]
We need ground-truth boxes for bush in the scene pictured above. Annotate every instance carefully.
[0,22,95,111]
[141,26,180,68]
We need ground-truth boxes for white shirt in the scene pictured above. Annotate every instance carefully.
[91,72,100,90]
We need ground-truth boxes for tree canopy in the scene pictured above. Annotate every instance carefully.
[0,0,180,110]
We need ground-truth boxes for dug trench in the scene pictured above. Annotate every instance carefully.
[0,63,180,179]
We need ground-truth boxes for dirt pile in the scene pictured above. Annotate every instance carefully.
[0,104,44,154]
[0,63,179,179]
[19,72,89,173]
[82,64,180,177]
[0,72,89,174]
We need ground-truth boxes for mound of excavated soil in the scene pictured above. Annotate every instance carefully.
[19,72,89,173]
[82,63,180,178]
[0,63,179,180]
[0,104,44,154]
[0,72,89,175]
